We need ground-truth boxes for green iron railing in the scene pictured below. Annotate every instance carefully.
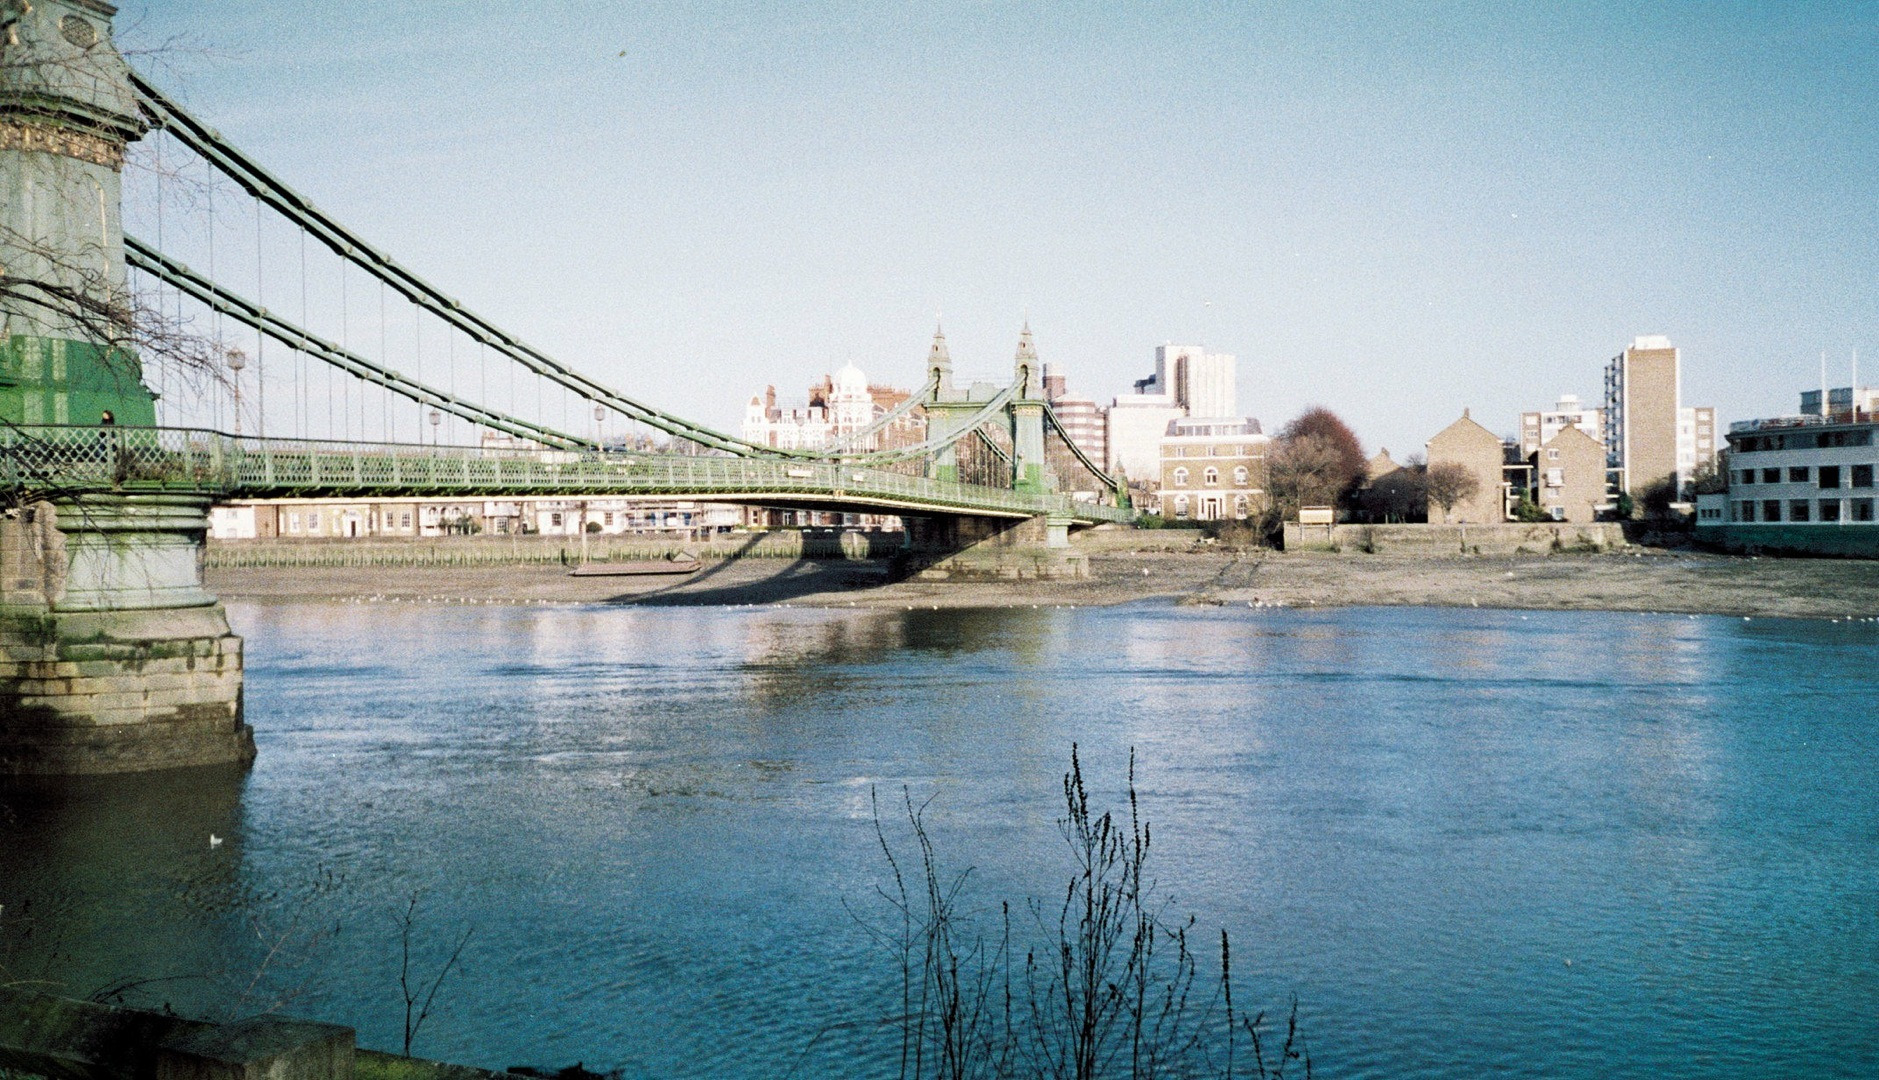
[1,426,1137,524]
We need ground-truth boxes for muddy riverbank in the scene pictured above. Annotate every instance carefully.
[206,546,1879,619]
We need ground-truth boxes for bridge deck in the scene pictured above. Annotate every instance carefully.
[2,426,1135,524]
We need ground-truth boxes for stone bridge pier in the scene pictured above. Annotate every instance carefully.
[0,495,250,776]
[896,511,1088,581]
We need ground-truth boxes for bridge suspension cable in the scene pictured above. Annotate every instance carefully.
[126,236,590,450]
[131,70,816,460]
[126,69,1118,492]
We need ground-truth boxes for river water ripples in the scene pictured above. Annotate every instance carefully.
[4,602,1877,1078]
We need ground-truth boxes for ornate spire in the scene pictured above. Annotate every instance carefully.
[927,321,951,369]
[1015,320,1038,363]
[1013,321,1039,399]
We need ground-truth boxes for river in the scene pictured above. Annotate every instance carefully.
[4,601,1877,1078]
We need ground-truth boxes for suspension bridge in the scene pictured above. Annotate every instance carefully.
[0,1,1131,776]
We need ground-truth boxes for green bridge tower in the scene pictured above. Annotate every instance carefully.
[1,0,250,776]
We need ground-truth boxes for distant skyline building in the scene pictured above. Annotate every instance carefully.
[1519,394,1604,456]
[1107,344,1240,483]
[1801,386,1879,418]
[1042,363,1107,474]
[1677,405,1718,486]
[1156,345,1238,418]
[1602,335,1716,498]
[742,363,924,452]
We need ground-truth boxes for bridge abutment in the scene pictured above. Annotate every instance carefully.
[897,512,1088,581]
[1,495,250,776]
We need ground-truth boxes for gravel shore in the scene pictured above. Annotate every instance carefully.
[207,547,1879,619]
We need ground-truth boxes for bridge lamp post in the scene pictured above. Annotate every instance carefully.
[226,348,247,437]
[594,403,606,451]
[429,408,442,445]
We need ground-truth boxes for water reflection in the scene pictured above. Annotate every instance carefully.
[2,603,1876,1079]
[1,765,248,1013]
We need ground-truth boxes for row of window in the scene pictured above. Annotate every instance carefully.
[1166,445,1257,458]
[1169,466,1252,487]
[1735,464,1876,488]
[1734,499,1878,523]
[284,509,416,534]
[1735,429,1875,452]
[1170,493,1254,520]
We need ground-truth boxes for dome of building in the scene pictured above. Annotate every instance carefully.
[833,362,868,395]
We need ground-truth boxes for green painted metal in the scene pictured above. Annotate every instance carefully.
[0,425,1137,524]
[1,336,156,427]
[1696,522,1879,558]
[2,0,160,434]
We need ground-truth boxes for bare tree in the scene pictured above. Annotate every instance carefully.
[1264,435,1347,523]
[1424,462,1480,523]
[396,890,473,1058]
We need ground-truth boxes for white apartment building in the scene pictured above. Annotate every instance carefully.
[1677,406,1718,484]
[1156,345,1237,419]
[1107,344,1241,483]
[1519,394,1604,455]
[1801,386,1879,418]
[1106,392,1185,482]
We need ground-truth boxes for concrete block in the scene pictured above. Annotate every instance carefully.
[157,1016,354,1080]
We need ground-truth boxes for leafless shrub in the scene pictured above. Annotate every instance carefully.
[852,747,1311,1080]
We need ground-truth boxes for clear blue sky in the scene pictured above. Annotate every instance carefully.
[117,1,1879,455]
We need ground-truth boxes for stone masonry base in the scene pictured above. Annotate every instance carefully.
[0,603,252,776]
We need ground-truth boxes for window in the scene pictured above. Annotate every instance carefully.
[1173,467,1189,487]
[400,512,412,528]
[1546,449,1560,460]
[551,513,563,527]
[1820,466,1841,489]
[287,513,301,534]
[1789,466,1810,483]
[1549,506,1565,521]
[306,513,320,534]
[1853,464,1873,488]
[1735,501,1751,522]
[1790,499,1811,522]
[1763,468,1780,484]
[1233,466,1249,485]
[1173,495,1190,519]
[1764,500,1782,522]
[1821,500,1842,522]
[1234,495,1250,519]
[1203,467,1219,486]
[603,512,614,525]
[1545,468,1563,487]
[1854,498,1875,522]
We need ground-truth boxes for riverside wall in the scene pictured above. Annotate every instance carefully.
[1281,521,1627,555]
